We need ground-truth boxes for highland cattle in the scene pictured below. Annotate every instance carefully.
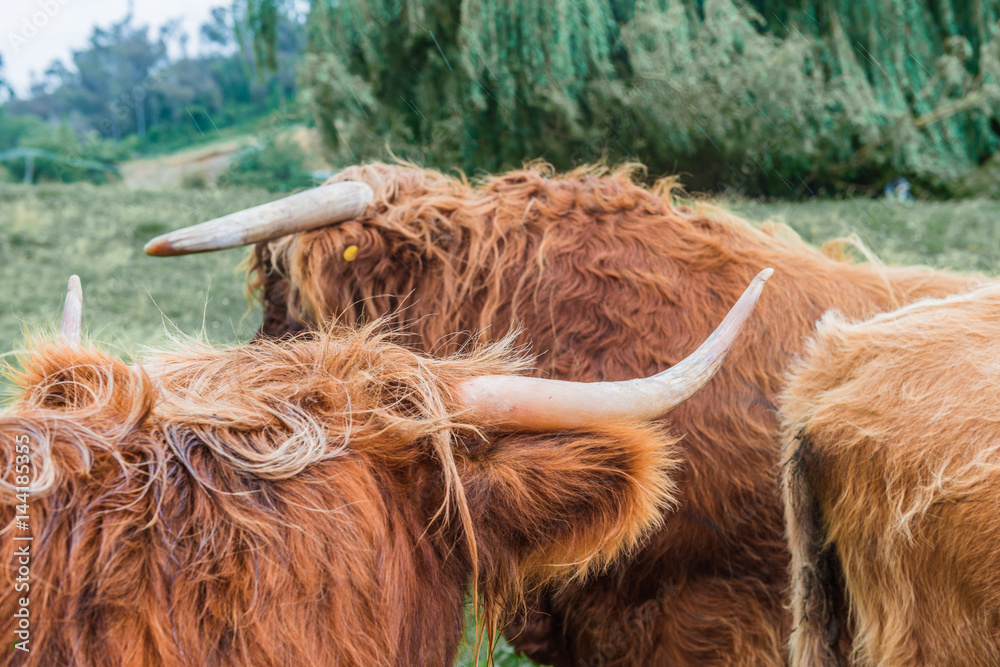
[147,163,980,665]
[1,272,766,665]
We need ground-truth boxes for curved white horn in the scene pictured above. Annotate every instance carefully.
[60,275,83,348]
[144,181,374,257]
[455,268,773,430]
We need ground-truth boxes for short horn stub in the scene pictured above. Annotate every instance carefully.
[60,275,83,348]
[454,268,774,431]
[144,181,374,257]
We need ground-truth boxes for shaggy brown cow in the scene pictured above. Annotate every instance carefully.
[147,163,980,665]
[0,273,766,666]
[781,282,1000,666]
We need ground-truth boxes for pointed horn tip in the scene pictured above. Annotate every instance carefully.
[756,268,774,283]
[67,274,82,295]
[144,236,178,257]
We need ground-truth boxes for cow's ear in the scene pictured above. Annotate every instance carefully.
[458,422,680,594]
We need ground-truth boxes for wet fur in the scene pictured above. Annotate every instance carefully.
[247,162,979,665]
[0,325,680,666]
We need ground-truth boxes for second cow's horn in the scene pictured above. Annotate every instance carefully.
[144,181,374,257]
[454,268,773,431]
[60,275,83,348]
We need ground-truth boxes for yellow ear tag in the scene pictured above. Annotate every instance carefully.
[343,245,359,262]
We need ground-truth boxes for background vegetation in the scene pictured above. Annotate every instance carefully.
[239,0,1000,198]
[0,6,305,185]
[3,1,1000,197]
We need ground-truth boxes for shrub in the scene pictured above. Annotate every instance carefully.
[217,137,314,192]
[180,170,211,189]
[1,122,128,184]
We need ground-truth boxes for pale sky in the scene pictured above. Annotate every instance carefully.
[1,0,221,96]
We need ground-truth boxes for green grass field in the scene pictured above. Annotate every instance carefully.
[1,183,998,666]
[0,184,280,361]
[729,197,1000,273]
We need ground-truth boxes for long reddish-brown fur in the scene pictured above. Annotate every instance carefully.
[247,162,980,665]
[781,282,1000,666]
[0,324,681,665]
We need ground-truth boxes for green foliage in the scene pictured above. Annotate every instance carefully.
[217,137,315,192]
[1,123,131,184]
[131,5,304,155]
[453,603,530,666]
[241,0,283,69]
[0,109,44,152]
[13,15,169,140]
[271,0,1000,197]
[4,7,303,158]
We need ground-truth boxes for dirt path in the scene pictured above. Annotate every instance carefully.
[120,139,249,188]
[119,127,332,189]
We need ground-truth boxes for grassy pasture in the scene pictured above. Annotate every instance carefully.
[1,183,998,666]
[729,197,1000,273]
[0,184,280,365]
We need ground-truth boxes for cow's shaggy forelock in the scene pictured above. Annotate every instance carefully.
[0,325,681,665]
[246,162,980,664]
[6,322,525,495]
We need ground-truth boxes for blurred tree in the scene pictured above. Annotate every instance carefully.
[242,0,1000,197]
[5,6,304,153]
[0,54,11,102]
[202,4,302,115]
[12,14,168,139]
[201,7,235,48]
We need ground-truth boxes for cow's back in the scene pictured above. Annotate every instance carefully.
[782,283,1000,666]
